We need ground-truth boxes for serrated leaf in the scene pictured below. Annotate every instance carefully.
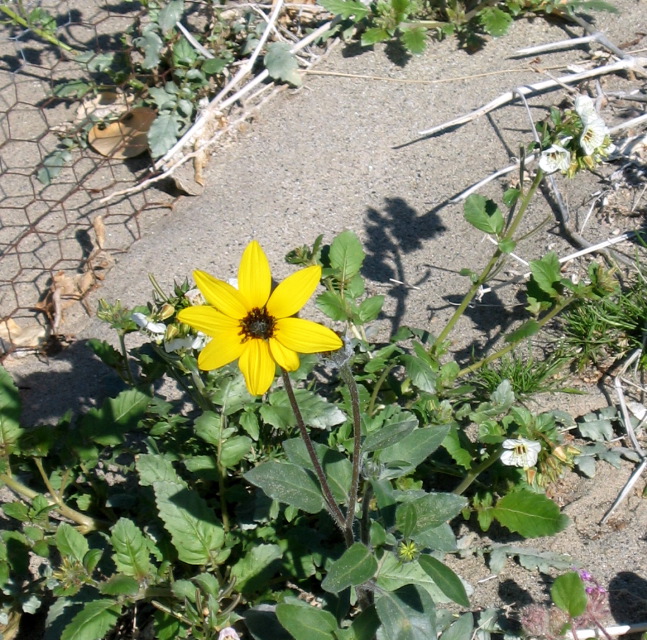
[551,571,587,617]
[276,602,338,640]
[400,26,426,54]
[153,481,224,565]
[134,29,163,69]
[358,295,384,323]
[231,544,282,595]
[376,585,436,640]
[361,27,390,46]
[158,0,184,32]
[245,461,325,513]
[319,0,370,20]
[55,523,89,563]
[0,366,23,455]
[322,543,377,593]
[264,42,302,86]
[478,7,512,37]
[100,575,140,596]
[493,490,569,538]
[221,435,252,468]
[464,194,504,236]
[316,291,349,321]
[418,555,469,607]
[148,113,181,158]
[60,599,121,640]
[529,252,562,297]
[111,518,152,580]
[137,454,179,486]
[329,230,365,282]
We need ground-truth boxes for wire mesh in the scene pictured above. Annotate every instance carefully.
[0,0,178,356]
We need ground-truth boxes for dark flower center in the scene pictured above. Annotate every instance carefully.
[240,307,276,341]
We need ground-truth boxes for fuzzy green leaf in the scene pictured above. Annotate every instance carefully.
[264,42,302,86]
[361,27,390,46]
[464,194,504,236]
[440,613,474,640]
[60,600,121,640]
[231,544,283,595]
[262,388,346,431]
[319,0,370,20]
[148,113,181,158]
[363,411,418,452]
[551,571,587,617]
[245,461,325,513]
[111,518,152,580]
[276,602,339,640]
[400,26,426,54]
[399,493,467,539]
[418,555,469,607]
[134,29,163,69]
[322,543,377,593]
[158,0,184,32]
[376,585,436,640]
[478,7,512,37]
[55,523,89,564]
[153,481,224,565]
[493,490,569,538]
[329,230,365,282]
[316,291,349,321]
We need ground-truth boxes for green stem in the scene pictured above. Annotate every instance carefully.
[452,446,503,495]
[340,363,362,537]
[368,364,394,416]
[217,410,231,533]
[0,5,77,53]
[281,369,349,539]
[437,169,545,343]
[118,332,136,386]
[0,470,105,534]
[456,296,574,378]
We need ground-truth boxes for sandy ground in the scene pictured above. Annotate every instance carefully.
[2,0,647,632]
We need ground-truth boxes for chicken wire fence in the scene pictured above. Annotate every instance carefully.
[0,0,179,357]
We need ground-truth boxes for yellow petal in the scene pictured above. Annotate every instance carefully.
[269,337,300,371]
[177,306,240,337]
[238,339,276,395]
[193,270,248,319]
[238,241,272,310]
[266,265,321,319]
[197,332,245,370]
[274,317,342,353]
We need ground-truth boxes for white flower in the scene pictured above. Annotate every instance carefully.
[131,312,166,335]
[574,95,599,125]
[501,438,541,468]
[580,118,609,156]
[163,333,208,353]
[539,143,571,174]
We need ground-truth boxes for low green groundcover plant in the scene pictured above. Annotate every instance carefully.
[0,96,630,640]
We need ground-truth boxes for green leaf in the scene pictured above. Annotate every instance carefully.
[418,555,469,607]
[0,366,23,455]
[361,27,390,46]
[245,461,325,513]
[231,544,283,595]
[400,26,426,54]
[401,355,436,393]
[358,295,384,323]
[264,42,302,87]
[83,549,103,574]
[100,575,140,596]
[376,585,436,640]
[134,29,163,69]
[399,493,467,539]
[276,602,339,640]
[221,435,253,468]
[137,454,179,486]
[570,0,619,12]
[172,36,196,66]
[440,613,474,640]
[148,113,181,158]
[529,252,562,297]
[202,57,228,75]
[55,523,89,563]
[329,230,365,282]
[363,411,417,452]
[551,571,587,617]
[319,0,370,20]
[316,291,349,321]
[60,600,122,640]
[442,427,473,470]
[492,490,569,538]
[478,7,513,37]
[111,518,152,580]
[464,194,504,236]
[153,481,224,565]
[498,238,516,254]
[322,543,377,593]
[79,389,149,446]
[375,553,448,602]
[263,389,346,431]
[504,320,540,343]
[158,0,184,32]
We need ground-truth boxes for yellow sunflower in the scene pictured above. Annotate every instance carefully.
[177,240,343,395]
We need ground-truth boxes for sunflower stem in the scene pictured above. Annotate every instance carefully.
[281,369,349,540]
[340,363,362,536]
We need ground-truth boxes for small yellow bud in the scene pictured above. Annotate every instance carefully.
[159,303,175,320]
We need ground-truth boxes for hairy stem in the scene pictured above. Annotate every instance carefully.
[281,369,348,539]
[340,363,362,536]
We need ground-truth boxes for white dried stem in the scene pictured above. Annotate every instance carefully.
[417,57,647,138]
[567,621,647,639]
[514,34,598,57]
[176,21,214,58]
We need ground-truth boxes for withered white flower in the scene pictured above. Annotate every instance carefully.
[132,312,166,335]
[501,438,541,468]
